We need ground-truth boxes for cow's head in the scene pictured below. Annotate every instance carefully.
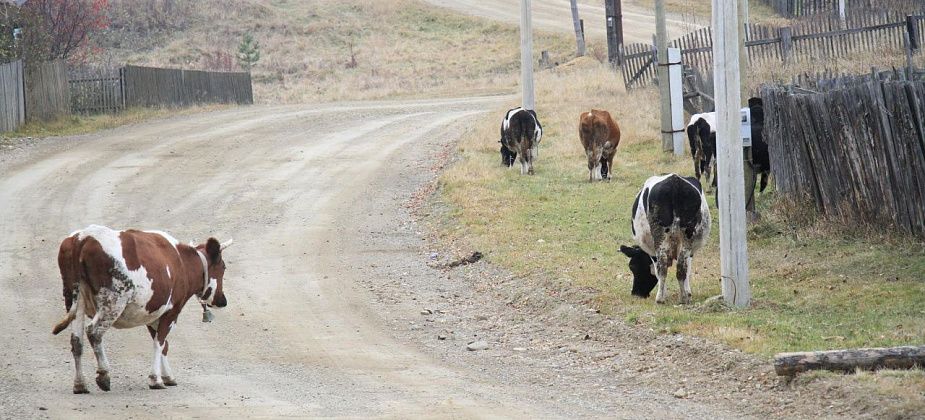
[199,238,232,308]
[619,245,658,298]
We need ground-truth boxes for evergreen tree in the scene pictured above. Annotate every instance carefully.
[237,32,260,70]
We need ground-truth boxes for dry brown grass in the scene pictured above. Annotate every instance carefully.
[627,0,789,26]
[95,0,574,104]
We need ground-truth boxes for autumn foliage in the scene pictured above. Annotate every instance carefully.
[21,0,110,63]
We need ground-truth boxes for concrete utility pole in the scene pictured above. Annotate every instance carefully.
[712,0,751,308]
[521,0,535,110]
[570,0,586,56]
[605,0,624,65]
[655,0,672,152]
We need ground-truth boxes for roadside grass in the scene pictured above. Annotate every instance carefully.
[438,61,925,358]
[3,105,229,139]
[796,369,925,417]
[99,0,573,103]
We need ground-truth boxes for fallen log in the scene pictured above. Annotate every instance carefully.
[773,345,925,377]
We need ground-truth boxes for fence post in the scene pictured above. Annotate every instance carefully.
[780,26,793,63]
[838,0,846,24]
[905,31,914,79]
[907,15,920,51]
[120,67,126,109]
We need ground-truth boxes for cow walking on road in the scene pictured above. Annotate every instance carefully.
[579,109,621,182]
[53,225,232,393]
[500,107,543,175]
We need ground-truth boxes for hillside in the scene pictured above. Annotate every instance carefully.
[94,0,573,103]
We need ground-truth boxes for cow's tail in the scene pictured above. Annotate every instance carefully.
[53,234,90,335]
[52,309,76,335]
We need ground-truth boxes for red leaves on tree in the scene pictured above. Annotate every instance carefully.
[22,0,110,62]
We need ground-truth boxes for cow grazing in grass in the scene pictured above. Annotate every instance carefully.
[579,109,621,182]
[500,107,543,175]
[53,225,232,393]
[619,174,711,304]
[686,112,717,190]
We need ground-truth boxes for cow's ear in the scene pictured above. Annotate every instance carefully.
[206,238,221,264]
[619,245,637,257]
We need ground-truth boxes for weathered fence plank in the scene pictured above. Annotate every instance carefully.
[0,59,25,132]
[25,60,69,121]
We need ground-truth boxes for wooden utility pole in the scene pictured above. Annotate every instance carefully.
[655,0,672,152]
[521,0,535,110]
[570,0,586,56]
[605,0,623,65]
[712,0,751,308]
[739,0,749,75]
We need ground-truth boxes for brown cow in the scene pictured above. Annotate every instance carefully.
[579,109,621,182]
[53,225,232,393]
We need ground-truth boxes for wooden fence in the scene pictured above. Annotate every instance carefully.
[122,65,253,108]
[622,12,923,89]
[761,77,925,238]
[69,69,124,114]
[69,65,253,114]
[761,0,924,18]
[0,59,24,132]
[24,60,69,121]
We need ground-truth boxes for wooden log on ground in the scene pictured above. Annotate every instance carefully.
[773,345,925,377]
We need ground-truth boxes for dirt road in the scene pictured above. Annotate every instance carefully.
[0,98,763,419]
[422,0,698,44]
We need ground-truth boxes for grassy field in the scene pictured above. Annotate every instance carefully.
[98,0,573,104]
[437,59,925,358]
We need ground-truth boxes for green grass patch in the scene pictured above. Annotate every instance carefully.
[3,105,229,139]
[439,64,925,358]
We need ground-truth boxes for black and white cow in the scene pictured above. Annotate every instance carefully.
[689,101,772,197]
[619,174,711,304]
[686,112,717,190]
[499,107,543,175]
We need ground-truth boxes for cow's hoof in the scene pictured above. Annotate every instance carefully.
[655,298,667,305]
[73,383,90,394]
[680,297,692,305]
[95,372,111,391]
[148,375,166,390]
[163,377,178,387]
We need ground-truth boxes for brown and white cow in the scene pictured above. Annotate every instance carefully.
[53,225,231,393]
[579,109,621,182]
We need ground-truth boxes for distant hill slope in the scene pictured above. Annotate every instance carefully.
[94,0,573,103]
